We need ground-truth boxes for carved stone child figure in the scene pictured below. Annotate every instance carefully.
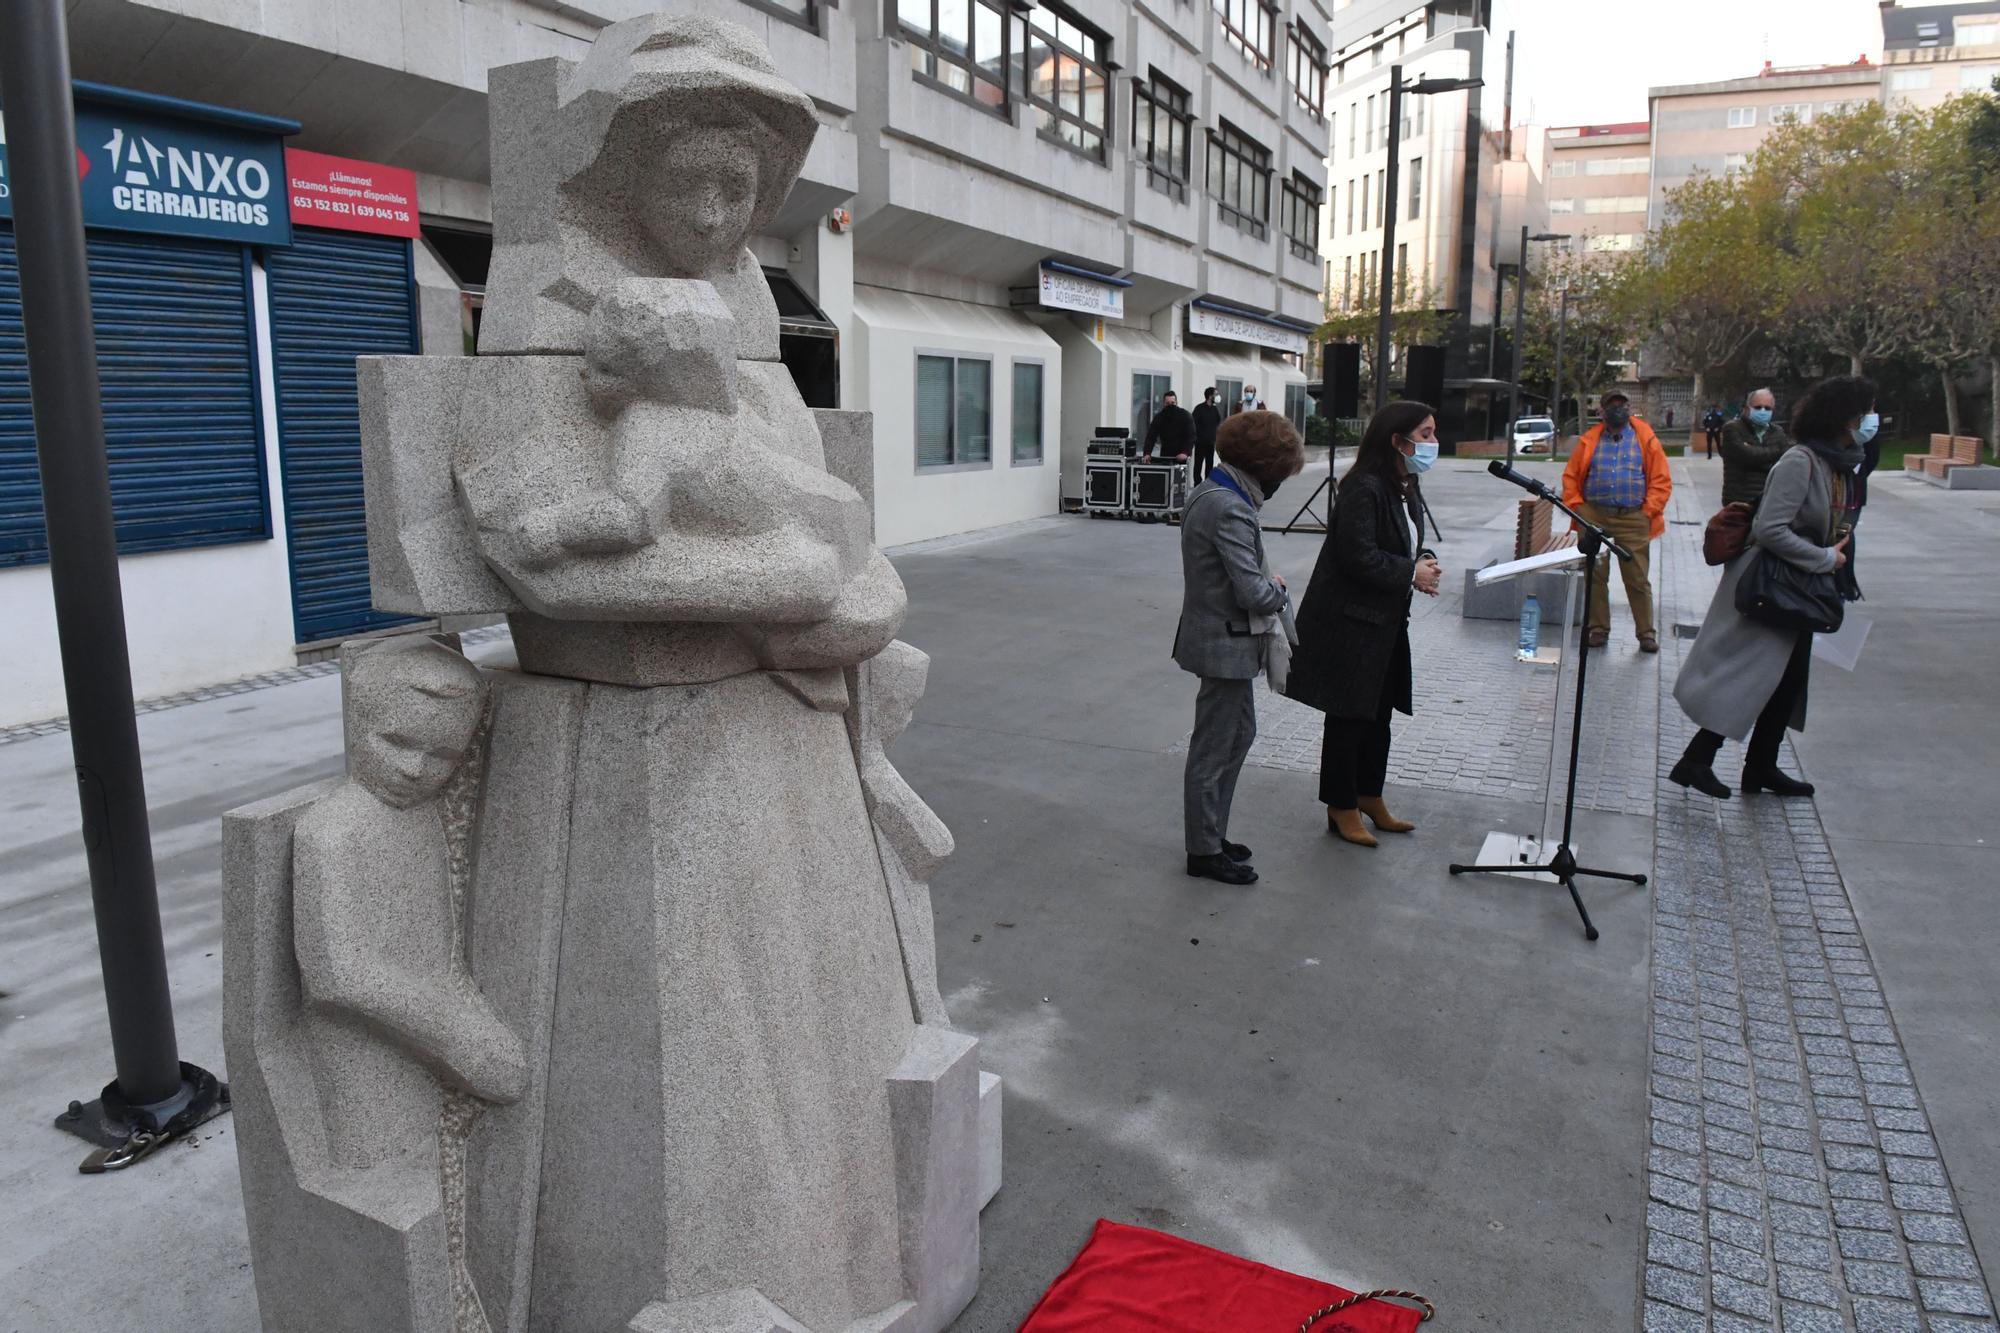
[293,637,527,1173]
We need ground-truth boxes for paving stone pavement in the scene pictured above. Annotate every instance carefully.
[1642,466,1996,1332]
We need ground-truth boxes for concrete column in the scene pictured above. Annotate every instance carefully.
[412,240,466,358]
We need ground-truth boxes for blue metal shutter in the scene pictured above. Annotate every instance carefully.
[0,225,268,566]
[265,229,421,644]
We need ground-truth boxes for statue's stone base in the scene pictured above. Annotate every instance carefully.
[224,663,1000,1333]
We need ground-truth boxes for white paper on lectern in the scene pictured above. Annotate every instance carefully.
[1474,547,1589,585]
[1813,614,1871,672]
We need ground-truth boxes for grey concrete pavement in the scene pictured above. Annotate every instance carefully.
[1779,466,2000,1302]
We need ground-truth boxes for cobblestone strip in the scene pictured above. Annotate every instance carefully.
[0,623,511,748]
[1642,472,1995,1333]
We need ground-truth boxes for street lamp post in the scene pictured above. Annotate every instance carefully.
[1,0,226,1165]
[1372,70,1483,411]
[1506,228,1570,466]
[1553,285,1569,448]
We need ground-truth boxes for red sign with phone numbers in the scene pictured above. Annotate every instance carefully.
[284,147,420,238]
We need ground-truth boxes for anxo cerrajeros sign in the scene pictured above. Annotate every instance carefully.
[0,93,292,247]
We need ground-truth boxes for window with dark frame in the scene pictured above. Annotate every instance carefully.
[1133,69,1193,200]
[1288,23,1328,116]
[743,0,821,33]
[916,353,993,467]
[898,0,1013,114]
[1011,362,1044,463]
[1023,3,1111,160]
[1213,0,1277,69]
[1281,172,1321,260]
[1205,121,1273,237]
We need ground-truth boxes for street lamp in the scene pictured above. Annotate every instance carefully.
[1507,228,1569,465]
[1372,68,1484,411]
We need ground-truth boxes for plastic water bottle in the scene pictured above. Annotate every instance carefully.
[1517,594,1542,660]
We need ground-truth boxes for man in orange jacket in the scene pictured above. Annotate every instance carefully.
[1562,391,1672,652]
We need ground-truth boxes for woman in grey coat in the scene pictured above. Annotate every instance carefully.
[1670,376,1875,800]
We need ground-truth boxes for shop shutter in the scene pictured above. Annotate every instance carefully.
[0,226,267,567]
[265,229,420,645]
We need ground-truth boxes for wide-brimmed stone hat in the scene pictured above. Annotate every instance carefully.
[559,15,818,244]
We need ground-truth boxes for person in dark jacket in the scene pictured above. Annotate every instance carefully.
[1141,389,1194,462]
[1283,400,1442,847]
[1173,411,1307,884]
[1718,387,1790,506]
[1702,406,1727,459]
[1190,387,1223,480]
[1670,376,1872,801]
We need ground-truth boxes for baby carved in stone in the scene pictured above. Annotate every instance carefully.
[293,637,527,1173]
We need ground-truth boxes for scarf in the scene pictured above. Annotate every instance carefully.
[1210,464,1298,690]
[1804,436,1864,539]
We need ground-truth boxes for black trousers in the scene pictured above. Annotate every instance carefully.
[1318,648,1402,808]
[1682,631,1813,772]
[1192,440,1216,482]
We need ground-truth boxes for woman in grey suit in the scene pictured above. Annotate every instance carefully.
[1172,411,1307,885]
[1670,376,1874,800]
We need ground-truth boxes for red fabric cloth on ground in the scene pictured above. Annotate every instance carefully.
[1018,1218,1427,1333]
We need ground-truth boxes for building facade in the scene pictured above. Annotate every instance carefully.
[1544,121,1649,261]
[1646,60,1882,229]
[1879,0,2000,110]
[1317,0,1515,444]
[2,0,1326,725]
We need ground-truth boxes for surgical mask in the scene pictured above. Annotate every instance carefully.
[1853,412,1880,446]
[1748,407,1774,427]
[1405,439,1439,474]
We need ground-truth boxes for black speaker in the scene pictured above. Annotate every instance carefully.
[1403,345,1445,410]
[1325,343,1361,418]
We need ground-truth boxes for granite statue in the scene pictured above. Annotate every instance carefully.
[223,15,999,1333]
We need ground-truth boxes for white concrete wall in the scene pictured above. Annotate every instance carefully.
[0,260,299,727]
[854,286,1062,547]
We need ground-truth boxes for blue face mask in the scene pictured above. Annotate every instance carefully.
[1748,407,1774,427]
[1853,412,1880,446]
[1405,439,1439,474]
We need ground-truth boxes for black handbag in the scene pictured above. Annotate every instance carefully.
[1734,548,1845,633]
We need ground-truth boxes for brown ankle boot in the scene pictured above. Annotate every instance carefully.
[1357,795,1415,833]
[1327,807,1377,847]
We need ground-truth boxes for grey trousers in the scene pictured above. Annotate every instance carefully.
[1184,676,1257,855]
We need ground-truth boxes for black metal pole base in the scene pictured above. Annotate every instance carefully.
[1450,845,1649,942]
[54,1061,230,1172]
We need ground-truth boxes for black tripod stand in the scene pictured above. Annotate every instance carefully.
[1279,473,1330,535]
[1449,462,1649,941]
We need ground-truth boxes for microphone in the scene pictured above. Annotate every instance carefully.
[1487,458,1554,499]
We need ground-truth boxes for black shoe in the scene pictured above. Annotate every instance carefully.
[1221,840,1253,862]
[1742,767,1815,797]
[1669,757,1731,799]
[1187,853,1258,885]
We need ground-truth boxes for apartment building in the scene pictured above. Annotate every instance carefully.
[1647,59,1882,229]
[2,0,1327,724]
[1545,121,1649,261]
[1318,0,1515,442]
[1879,0,2000,109]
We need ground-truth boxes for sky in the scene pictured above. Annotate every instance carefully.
[1508,0,1959,129]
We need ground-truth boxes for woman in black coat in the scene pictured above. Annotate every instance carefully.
[1284,401,1443,846]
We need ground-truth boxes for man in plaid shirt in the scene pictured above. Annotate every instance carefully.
[1562,391,1673,651]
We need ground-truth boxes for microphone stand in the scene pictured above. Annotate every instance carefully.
[1448,464,1648,941]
